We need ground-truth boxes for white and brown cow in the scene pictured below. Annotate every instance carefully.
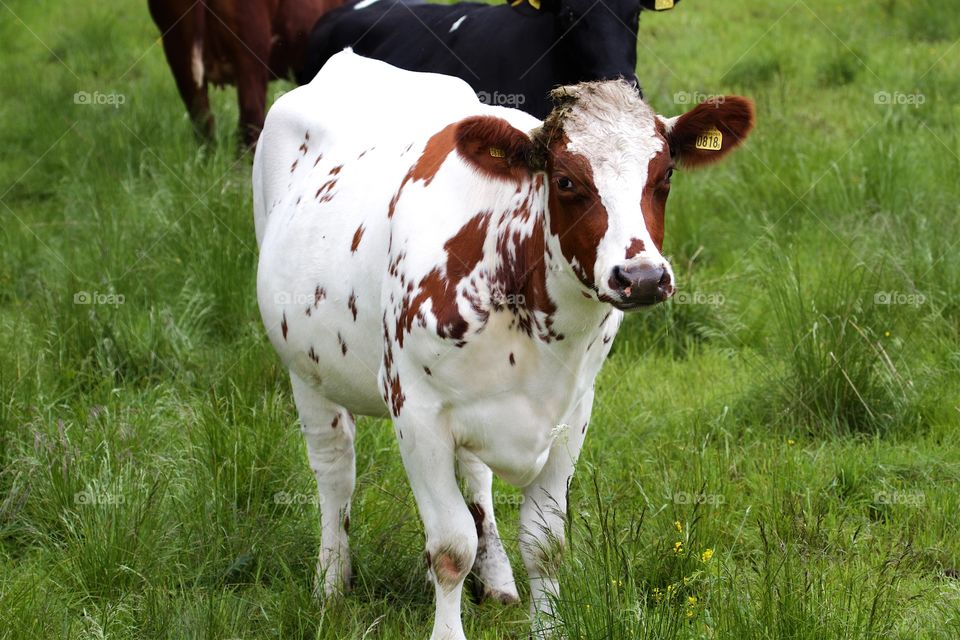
[254,50,753,639]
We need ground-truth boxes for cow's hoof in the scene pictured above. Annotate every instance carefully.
[482,586,521,605]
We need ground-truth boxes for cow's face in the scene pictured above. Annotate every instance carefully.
[451,81,753,310]
[543,0,678,87]
[540,82,754,308]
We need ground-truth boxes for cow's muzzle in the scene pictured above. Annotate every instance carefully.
[609,263,673,309]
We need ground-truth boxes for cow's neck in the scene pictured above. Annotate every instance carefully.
[490,177,612,349]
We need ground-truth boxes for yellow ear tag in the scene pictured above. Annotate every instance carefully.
[694,127,723,151]
[655,0,674,9]
[489,147,506,158]
[529,0,542,9]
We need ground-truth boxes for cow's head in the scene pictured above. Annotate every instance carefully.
[453,80,754,310]
[526,0,680,89]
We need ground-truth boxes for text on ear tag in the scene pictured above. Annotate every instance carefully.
[655,0,674,10]
[489,147,506,158]
[694,127,723,151]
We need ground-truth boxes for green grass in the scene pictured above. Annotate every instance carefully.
[1,0,959,637]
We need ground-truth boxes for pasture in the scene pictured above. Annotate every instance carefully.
[1,0,958,637]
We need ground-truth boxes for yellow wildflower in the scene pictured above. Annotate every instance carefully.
[674,520,683,533]
[701,548,714,563]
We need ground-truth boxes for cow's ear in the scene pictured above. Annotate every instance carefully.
[455,116,539,181]
[660,96,754,169]
[640,0,680,10]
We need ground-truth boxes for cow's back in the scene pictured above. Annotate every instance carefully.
[253,51,507,414]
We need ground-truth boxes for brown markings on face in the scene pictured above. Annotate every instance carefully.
[546,136,608,287]
[625,238,646,259]
[329,164,343,176]
[281,312,288,340]
[351,224,365,253]
[640,136,673,252]
[397,212,491,346]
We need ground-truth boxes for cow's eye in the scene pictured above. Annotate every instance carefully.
[556,176,576,191]
[665,167,674,183]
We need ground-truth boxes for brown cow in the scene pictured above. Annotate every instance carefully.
[148,0,346,147]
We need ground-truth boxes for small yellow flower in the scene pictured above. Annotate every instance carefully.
[701,548,714,563]
[884,330,891,337]
[688,595,697,605]
[787,438,796,446]
[674,520,683,533]
[674,541,684,554]
[686,609,694,618]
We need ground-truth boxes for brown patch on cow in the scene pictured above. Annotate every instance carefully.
[351,225,365,253]
[290,159,298,173]
[315,178,338,202]
[348,292,358,321]
[296,196,301,205]
[329,164,343,176]
[387,123,459,218]
[305,306,311,317]
[307,346,319,363]
[331,415,339,429]
[546,138,608,287]
[602,335,612,344]
[389,375,404,417]
[581,422,588,434]
[397,212,491,346]
[281,312,288,340]
[313,153,323,167]
[423,366,432,376]
[581,290,592,299]
[299,142,308,155]
[509,353,516,366]
[314,286,326,306]
[453,116,535,184]
[640,143,673,252]
[343,514,350,534]
[338,332,348,356]
[625,238,646,259]
[492,190,559,341]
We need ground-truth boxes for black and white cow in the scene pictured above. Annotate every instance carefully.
[256,51,753,639]
[297,0,680,118]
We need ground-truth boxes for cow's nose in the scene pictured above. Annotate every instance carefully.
[610,264,673,307]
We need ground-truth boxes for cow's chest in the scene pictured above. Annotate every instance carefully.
[401,310,620,486]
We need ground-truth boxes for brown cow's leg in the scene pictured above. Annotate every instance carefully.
[235,64,269,149]
[149,0,214,141]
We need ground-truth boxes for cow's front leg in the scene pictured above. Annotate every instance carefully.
[397,414,476,640]
[457,449,520,604]
[290,372,356,599]
[520,389,594,635]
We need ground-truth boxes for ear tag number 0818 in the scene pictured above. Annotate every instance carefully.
[695,127,723,151]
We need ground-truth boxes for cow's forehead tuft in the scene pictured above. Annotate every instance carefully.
[543,80,662,169]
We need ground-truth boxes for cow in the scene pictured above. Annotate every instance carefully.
[254,50,753,639]
[147,0,347,147]
[298,0,681,119]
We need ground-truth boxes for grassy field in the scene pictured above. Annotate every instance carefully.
[1,0,959,637]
